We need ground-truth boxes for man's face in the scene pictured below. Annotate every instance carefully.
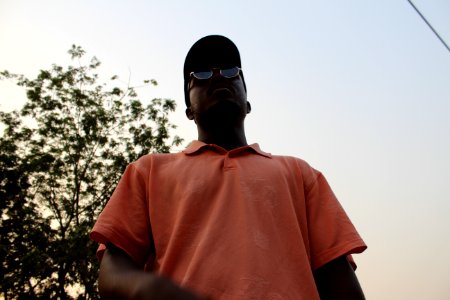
[186,65,250,128]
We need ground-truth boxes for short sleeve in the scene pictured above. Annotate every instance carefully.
[306,172,366,270]
[90,162,152,267]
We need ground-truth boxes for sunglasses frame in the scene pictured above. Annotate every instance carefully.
[189,66,241,81]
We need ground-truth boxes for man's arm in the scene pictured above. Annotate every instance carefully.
[98,244,207,300]
[313,256,366,300]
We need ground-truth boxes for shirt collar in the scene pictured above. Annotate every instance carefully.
[183,140,272,158]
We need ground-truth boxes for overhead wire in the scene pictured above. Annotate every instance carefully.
[406,0,450,53]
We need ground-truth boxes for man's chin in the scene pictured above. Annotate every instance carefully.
[199,100,244,127]
[210,98,241,114]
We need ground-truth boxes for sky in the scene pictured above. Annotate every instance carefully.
[1,0,449,299]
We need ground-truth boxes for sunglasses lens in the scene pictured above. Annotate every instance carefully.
[221,67,239,78]
[191,67,240,81]
[192,71,213,80]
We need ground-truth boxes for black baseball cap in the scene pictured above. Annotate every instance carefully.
[183,35,246,107]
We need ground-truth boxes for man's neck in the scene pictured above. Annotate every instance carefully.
[197,127,248,151]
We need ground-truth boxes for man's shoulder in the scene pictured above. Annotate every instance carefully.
[131,152,184,169]
[270,154,321,179]
[271,154,310,167]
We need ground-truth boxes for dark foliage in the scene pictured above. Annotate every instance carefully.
[0,45,183,299]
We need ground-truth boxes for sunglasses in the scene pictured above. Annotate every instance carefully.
[189,66,241,80]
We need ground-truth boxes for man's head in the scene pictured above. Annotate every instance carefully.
[183,35,247,107]
[183,35,250,129]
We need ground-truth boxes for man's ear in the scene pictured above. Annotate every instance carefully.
[246,101,251,114]
[185,107,194,120]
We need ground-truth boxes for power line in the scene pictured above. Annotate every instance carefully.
[406,0,450,53]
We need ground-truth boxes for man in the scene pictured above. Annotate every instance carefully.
[91,35,367,299]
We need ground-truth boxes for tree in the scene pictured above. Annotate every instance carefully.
[0,45,183,299]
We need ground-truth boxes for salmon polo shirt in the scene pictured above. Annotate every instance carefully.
[90,141,367,300]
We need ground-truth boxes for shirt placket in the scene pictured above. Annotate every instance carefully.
[223,153,236,171]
